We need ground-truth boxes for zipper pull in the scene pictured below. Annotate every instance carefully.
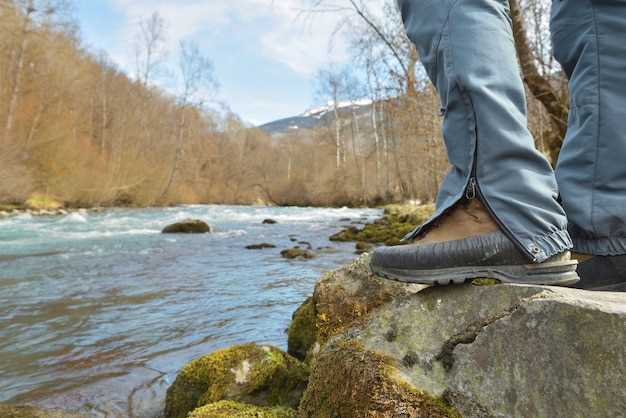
[466,178,477,200]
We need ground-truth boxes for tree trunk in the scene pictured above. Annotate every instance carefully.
[3,8,32,144]
[509,0,569,165]
[159,109,186,202]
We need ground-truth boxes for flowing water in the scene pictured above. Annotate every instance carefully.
[0,205,382,417]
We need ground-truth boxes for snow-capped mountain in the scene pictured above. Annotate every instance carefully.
[258,99,374,137]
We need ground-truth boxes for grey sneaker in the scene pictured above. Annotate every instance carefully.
[370,231,580,287]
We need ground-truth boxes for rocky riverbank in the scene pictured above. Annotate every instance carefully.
[149,254,626,417]
[0,194,106,219]
[4,254,625,417]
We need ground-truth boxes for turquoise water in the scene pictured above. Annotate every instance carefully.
[0,205,381,417]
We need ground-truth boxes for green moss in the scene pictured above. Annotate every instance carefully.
[287,298,317,361]
[0,204,21,212]
[164,344,309,418]
[24,194,63,210]
[471,278,501,287]
[330,204,434,245]
[189,401,296,418]
[298,341,461,418]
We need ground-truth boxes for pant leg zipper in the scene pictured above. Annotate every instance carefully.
[466,174,537,261]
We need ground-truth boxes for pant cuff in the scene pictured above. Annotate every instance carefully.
[533,229,574,262]
[571,236,626,256]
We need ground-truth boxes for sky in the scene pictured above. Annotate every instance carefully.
[73,0,355,126]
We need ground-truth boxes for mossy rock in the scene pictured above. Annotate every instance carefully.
[287,255,424,362]
[0,405,85,418]
[24,194,63,211]
[280,248,316,260]
[287,298,317,361]
[189,401,295,418]
[162,219,211,234]
[298,341,460,418]
[164,344,309,418]
[330,204,434,246]
[355,241,374,254]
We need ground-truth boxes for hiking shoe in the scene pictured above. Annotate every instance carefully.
[572,255,626,292]
[370,200,579,287]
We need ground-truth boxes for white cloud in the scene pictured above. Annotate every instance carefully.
[109,0,352,76]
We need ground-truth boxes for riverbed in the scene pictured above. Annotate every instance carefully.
[0,205,381,417]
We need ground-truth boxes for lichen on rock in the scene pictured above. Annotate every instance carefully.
[287,254,424,361]
[290,253,626,418]
[164,344,308,418]
[298,340,460,418]
[188,401,296,418]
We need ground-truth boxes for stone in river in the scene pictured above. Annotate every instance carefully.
[281,247,316,260]
[245,243,277,250]
[162,219,212,234]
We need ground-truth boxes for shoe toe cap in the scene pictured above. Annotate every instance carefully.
[371,245,407,269]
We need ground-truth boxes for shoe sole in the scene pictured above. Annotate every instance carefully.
[370,260,580,287]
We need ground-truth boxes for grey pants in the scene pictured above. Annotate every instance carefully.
[399,0,626,261]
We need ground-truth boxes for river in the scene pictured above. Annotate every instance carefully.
[0,205,381,417]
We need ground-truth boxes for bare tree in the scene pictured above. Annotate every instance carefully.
[158,41,217,202]
[134,11,166,88]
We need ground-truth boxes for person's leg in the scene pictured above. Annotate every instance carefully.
[371,0,578,286]
[551,0,626,290]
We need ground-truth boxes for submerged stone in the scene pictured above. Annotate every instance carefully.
[164,344,308,418]
[246,243,277,250]
[0,405,85,418]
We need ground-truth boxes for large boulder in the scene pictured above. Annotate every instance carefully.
[287,255,424,361]
[164,344,308,418]
[188,401,295,418]
[0,405,85,418]
[162,219,211,234]
[298,260,626,418]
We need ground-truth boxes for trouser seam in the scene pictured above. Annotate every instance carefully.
[589,0,601,238]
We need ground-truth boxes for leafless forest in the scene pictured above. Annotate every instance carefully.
[0,0,569,208]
